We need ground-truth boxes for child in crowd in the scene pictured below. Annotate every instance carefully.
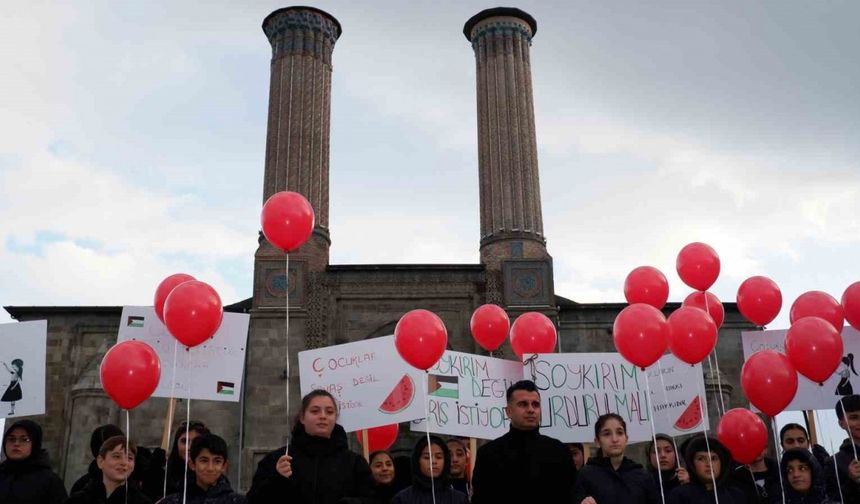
[827,395,860,502]
[159,433,244,504]
[65,436,151,504]
[647,433,689,497]
[779,422,830,468]
[142,420,210,500]
[69,424,125,494]
[667,436,746,504]
[781,448,837,504]
[568,442,586,470]
[573,413,659,504]
[446,438,470,496]
[391,435,468,504]
[370,450,401,503]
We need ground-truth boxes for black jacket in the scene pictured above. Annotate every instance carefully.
[64,479,152,504]
[824,438,860,504]
[779,448,839,504]
[731,456,780,504]
[69,460,100,496]
[650,468,684,498]
[245,424,375,504]
[0,420,68,504]
[390,435,467,504]
[471,426,575,504]
[668,437,747,504]
[159,476,245,504]
[573,456,660,504]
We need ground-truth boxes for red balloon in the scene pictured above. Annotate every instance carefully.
[356,424,399,452]
[736,276,782,327]
[164,281,224,348]
[683,291,725,328]
[100,341,161,410]
[843,282,860,331]
[470,304,510,352]
[717,408,768,465]
[741,350,798,417]
[676,242,720,291]
[261,191,315,252]
[510,312,557,360]
[624,266,669,309]
[667,306,718,365]
[613,303,669,369]
[154,273,196,324]
[394,309,448,370]
[790,291,844,333]
[785,316,843,385]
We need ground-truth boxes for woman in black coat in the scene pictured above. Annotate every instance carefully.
[0,419,67,504]
[391,435,468,504]
[246,389,376,504]
[573,413,660,504]
[667,436,748,504]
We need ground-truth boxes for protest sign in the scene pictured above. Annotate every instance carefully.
[298,335,427,432]
[411,351,523,439]
[527,352,706,443]
[742,327,860,411]
[0,320,47,419]
[117,306,249,402]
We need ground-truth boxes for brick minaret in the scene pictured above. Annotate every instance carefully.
[464,8,555,311]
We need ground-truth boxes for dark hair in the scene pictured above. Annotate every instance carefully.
[447,438,468,451]
[292,389,339,430]
[90,424,124,458]
[506,380,539,402]
[189,433,228,461]
[11,359,23,378]
[567,442,584,452]
[779,423,808,444]
[369,450,393,464]
[594,413,627,438]
[99,436,137,457]
[836,395,860,420]
[646,434,676,471]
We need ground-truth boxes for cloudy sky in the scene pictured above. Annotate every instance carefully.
[0,1,857,441]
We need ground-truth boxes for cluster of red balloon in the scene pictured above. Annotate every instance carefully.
[469,303,557,360]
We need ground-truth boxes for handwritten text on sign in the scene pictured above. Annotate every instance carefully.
[412,351,522,439]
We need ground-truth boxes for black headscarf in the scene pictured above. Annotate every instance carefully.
[3,419,43,462]
[410,435,451,492]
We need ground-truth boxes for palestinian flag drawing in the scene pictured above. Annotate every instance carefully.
[428,374,459,399]
[127,316,144,328]
[216,381,235,395]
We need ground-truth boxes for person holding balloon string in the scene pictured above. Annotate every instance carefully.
[246,389,376,504]
[391,435,468,504]
[667,436,748,504]
[826,394,860,503]
[647,433,690,497]
[65,435,152,504]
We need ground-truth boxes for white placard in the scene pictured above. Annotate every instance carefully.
[741,327,860,411]
[527,352,707,443]
[411,351,523,440]
[0,320,47,419]
[116,306,249,402]
[298,336,427,432]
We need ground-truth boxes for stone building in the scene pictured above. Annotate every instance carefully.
[4,6,751,491]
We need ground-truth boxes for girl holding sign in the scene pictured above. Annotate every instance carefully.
[573,413,660,504]
[246,390,376,504]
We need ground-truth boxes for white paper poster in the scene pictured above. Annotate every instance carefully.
[116,306,249,402]
[411,351,523,439]
[298,336,427,432]
[0,320,47,419]
[527,352,706,443]
[741,327,860,411]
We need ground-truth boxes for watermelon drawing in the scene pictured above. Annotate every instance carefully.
[379,373,415,414]
[674,395,703,431]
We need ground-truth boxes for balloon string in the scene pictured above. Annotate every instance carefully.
[711,351,727,415]
[817,408,845,503]
[696,374,720,504]
[705,355,722,417]
[702,293,726,416]
[770,417,787,504]
[645,373,666,504]
[125,409,130,504]
[424,371,436,504]
[285,252,291,456]
[655,361,682,468]
[164,340,179,500]
[182,350,192,504]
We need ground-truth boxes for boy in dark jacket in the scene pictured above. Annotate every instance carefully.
[65,435,151,504]
[0,419,67,504]
[69,424,125,495]
[160,434,244,504]
[668,436,746,504]
[730,446,780,503]
[826,395,860,503]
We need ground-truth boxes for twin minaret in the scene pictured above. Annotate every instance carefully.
[255,6,553,309]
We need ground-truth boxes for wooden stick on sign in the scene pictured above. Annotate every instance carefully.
[806,410,818,446]
[362,429,370,461]
[469,437,477,476]
[160,397,177,451]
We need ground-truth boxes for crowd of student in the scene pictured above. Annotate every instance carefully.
[2,382,859,504]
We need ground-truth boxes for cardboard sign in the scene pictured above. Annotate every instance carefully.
[411,351,523,439]
[116,306,249,402]
[527,352,706,443]
[298,336,427,432]
[741,327,860,411]
[0,320,47,419]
